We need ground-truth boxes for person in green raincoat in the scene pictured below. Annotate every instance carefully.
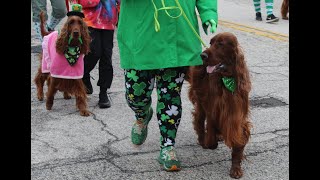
[117,0,218,171]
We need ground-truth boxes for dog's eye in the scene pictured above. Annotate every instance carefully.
[210,37,216,45]
[217,42,224,46]
[69,20,75,25]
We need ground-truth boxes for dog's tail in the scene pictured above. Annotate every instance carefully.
[40,11,50,37]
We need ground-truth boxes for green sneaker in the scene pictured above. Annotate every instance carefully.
[131,107,153,145]
[158,146,181,171]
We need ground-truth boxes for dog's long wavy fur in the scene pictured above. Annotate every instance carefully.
[34,11,91,116]
[187,32,252,178]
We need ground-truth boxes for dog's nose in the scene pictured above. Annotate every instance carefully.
[73,31,79,36]
[200,52,208,60]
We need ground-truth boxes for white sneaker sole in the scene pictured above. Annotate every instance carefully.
[266,17,279,23]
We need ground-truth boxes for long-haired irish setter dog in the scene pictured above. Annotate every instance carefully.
[187,32,252,178]
[34,11,91,116]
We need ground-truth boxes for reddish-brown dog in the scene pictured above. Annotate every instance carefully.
[281,0,289,20]
[34,11,91,116]
[187,32,252,179]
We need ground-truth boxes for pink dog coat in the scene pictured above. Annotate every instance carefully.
[41,31,84,79]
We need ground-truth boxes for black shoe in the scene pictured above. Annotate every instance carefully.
[266,14,279,23]
[98,92,111,108]
[47,27,54,32]
[256,12,262,21]
[82,78,93,94]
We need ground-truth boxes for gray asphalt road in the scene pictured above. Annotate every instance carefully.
[31,1,288,179]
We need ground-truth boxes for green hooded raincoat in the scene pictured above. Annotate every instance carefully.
[117,0,218,70]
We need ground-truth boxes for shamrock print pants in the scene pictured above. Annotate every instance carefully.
[124,67,186,147]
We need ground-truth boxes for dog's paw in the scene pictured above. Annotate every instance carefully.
[46,104,52,110]
[204,137,218,149]
[197,138,204,146]
[63,92,71,99]
[37,96,44,101]
[205,143,218,150]
[198,142,206,149]
[217,134,224,142]
[230,165,243,179]
[201,142,218,149]
[37,93,44,101]
[80,110,91,116]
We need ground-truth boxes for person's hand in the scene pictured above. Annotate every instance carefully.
[203,19,217,35]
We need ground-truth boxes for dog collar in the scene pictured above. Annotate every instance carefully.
[222,77,236,93]
[64,46,80,66]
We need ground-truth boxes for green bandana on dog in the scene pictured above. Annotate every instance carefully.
[64,46,80,66]
[222,77,236,93]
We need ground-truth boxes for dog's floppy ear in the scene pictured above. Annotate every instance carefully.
[80,21,91,55]
[55,21,69,54]
[234,46,251,93]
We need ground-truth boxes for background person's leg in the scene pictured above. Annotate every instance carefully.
[32,0,47,41]
[98,30,115,108]
[253,0,262,21]
[83,28,102,94]
[48,0,67,30]
[265,0,279,22]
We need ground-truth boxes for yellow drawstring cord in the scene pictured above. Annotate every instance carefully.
[152,0,208,48]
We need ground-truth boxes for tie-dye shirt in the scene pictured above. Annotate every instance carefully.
[70,0,120,30]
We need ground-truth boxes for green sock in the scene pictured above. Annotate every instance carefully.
[265,0,274,15]
[253,0,261,13]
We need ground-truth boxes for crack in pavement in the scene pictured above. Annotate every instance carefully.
[32,94,288,174]
[32,155,108,171]
[90,110,119,141]
[250,71,262,75]
[32,101,288,173]
[183,143,288,169]
[251,128,288,136]
[32,137,59,152]
[245,143,288,157]
[251,71,288,77]
[257,67,288,78]
[31,134,288,174]
[98,142,137,174]
[250,96,288,108]
[31,139,135,174]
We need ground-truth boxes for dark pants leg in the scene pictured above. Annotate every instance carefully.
[83,27,101,82]
[99,30,114,91]
[84,28,113,107]
[32,0,47,22]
